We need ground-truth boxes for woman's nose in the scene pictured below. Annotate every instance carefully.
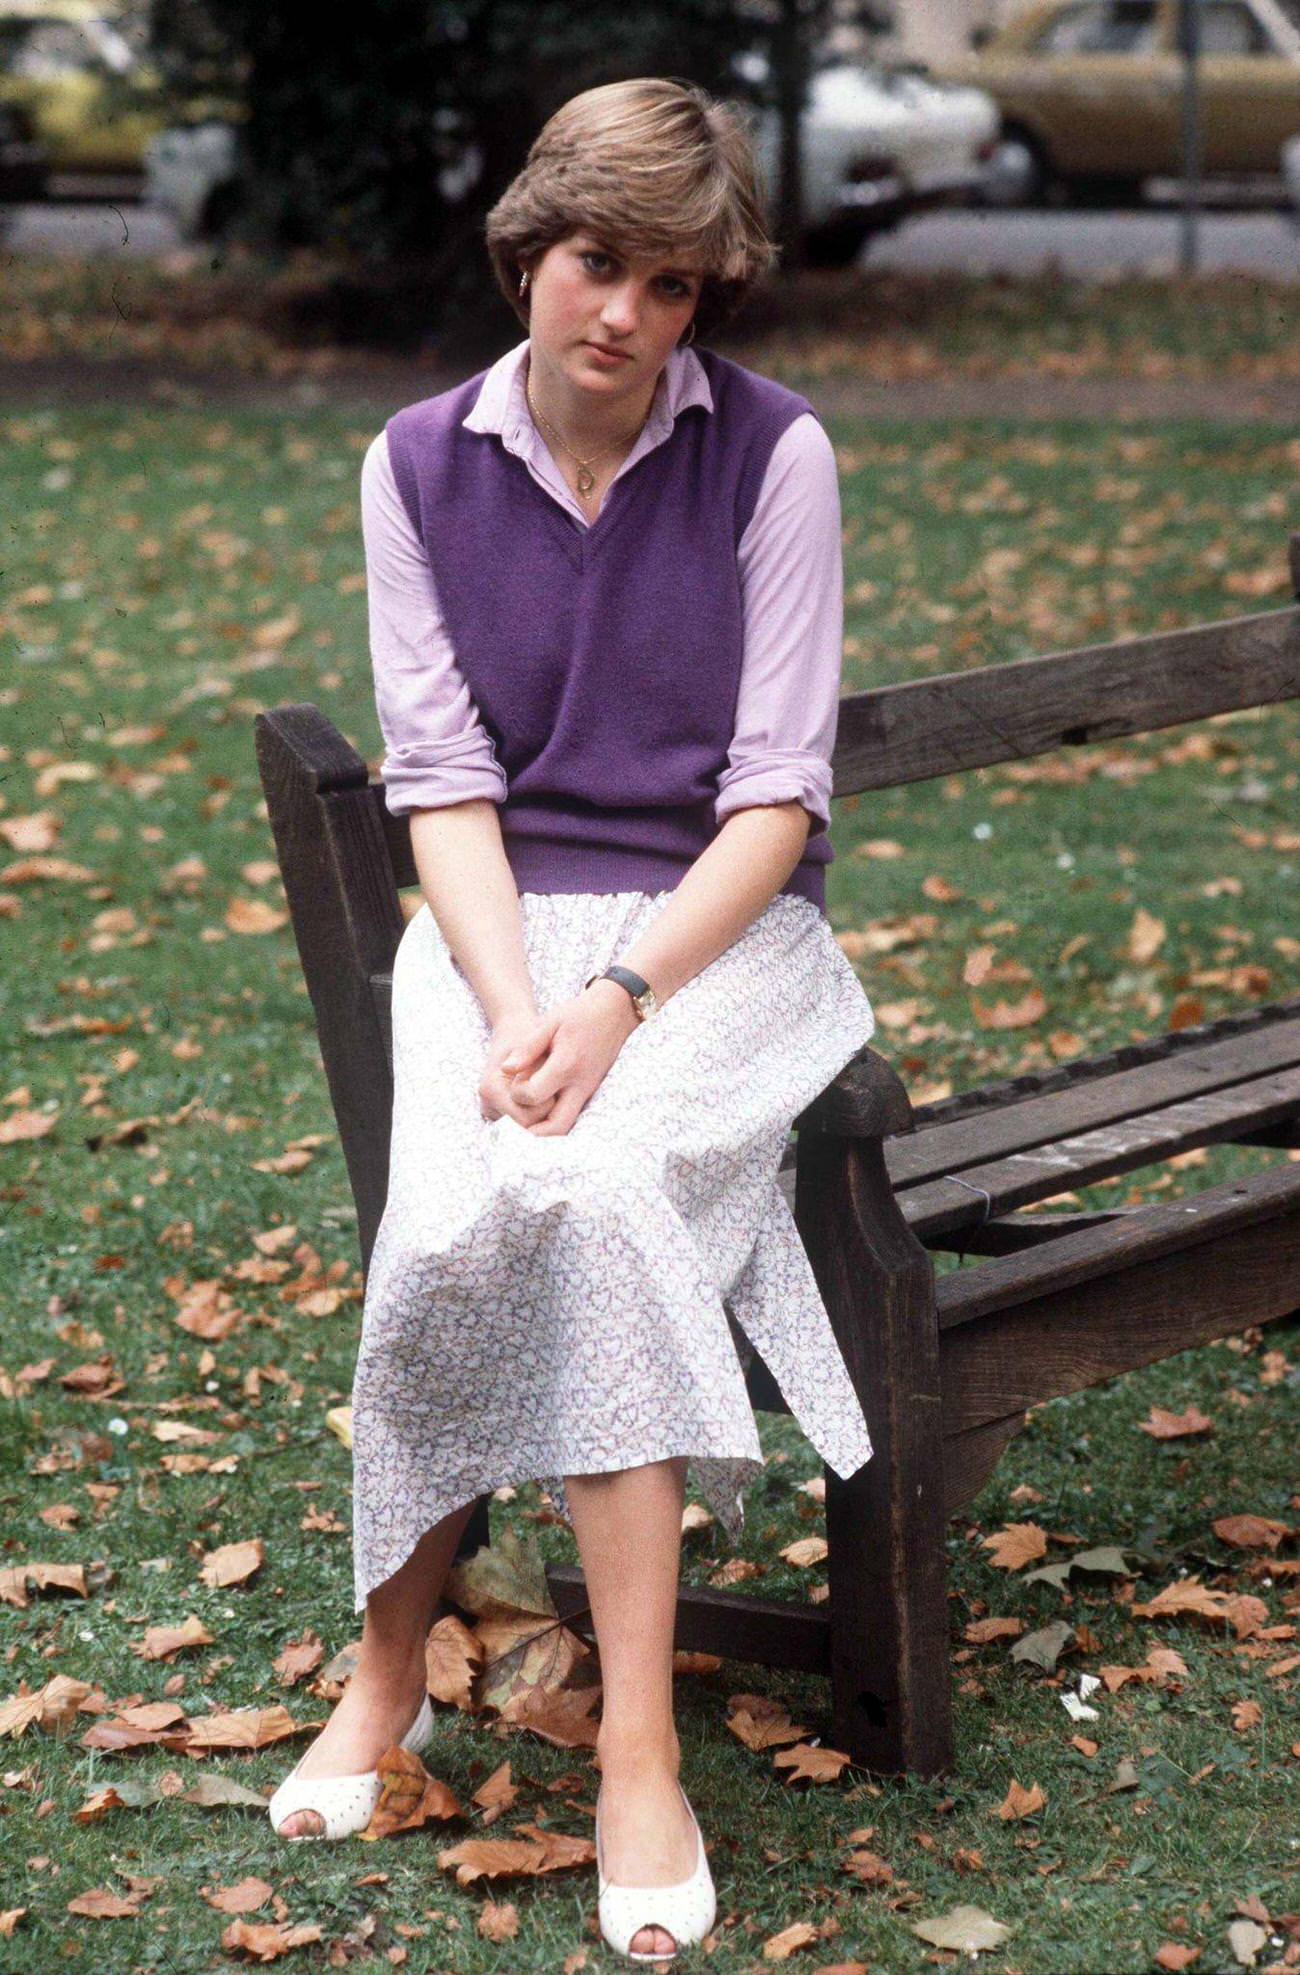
[600,283,642,330]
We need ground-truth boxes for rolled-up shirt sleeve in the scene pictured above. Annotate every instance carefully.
[714,412,843,840]
[361,430,509,816]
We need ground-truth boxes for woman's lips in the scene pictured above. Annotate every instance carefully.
[584,342,633,363]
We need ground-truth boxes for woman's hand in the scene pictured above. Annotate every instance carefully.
[479,1011,560,1127]
[496,980,640,1136]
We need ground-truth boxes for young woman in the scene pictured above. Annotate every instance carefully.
[268,75,877,1965]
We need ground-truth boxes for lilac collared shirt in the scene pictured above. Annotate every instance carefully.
[361,337,844,836]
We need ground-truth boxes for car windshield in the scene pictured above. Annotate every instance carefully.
[1032,1,1161,55]
[0,14,134,77]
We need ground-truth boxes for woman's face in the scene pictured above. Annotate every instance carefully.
[524,231,704,401]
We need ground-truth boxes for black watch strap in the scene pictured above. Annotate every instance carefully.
[585,964,650,1004]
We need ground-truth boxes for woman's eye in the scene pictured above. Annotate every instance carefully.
[581,251,610,273]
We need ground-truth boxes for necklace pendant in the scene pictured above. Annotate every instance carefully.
[576,464,596,496]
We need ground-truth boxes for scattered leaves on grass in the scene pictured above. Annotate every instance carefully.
[435,1825,595,1886]
[910,1904,1011,1953]
[1132,1576,1268,1638]
[1098,1647,1190,1692]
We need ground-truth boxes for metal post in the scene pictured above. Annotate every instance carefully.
[1177,0,1202,274]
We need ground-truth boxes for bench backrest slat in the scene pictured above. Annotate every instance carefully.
[832,594,1300,798]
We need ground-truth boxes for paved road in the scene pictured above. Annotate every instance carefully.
[0,197,177,256]
[866,205,1300,279]
[2,197,1298,279]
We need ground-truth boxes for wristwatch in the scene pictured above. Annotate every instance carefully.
[584,963,660,1022]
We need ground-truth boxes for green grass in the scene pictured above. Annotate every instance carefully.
[1,404,1297,1974]
[2,248,1298,384]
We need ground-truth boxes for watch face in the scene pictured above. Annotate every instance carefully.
[637,988,659,1017]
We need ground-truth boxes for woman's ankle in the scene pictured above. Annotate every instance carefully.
[596,1723,681,1778]
[351,1632,428,1693]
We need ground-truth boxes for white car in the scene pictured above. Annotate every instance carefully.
[142,116,241,239]
[144,57,1003,265]
[736,51,1004,263]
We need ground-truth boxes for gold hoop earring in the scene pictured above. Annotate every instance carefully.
[681,317,696,346]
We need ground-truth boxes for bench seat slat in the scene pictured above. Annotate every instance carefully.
[935,1156,1300,1335]
[936,1163,1300,1435]
[898,1065,1300,1241]
[886,1005,1300,1190]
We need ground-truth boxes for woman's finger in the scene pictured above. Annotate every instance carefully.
[525,1086,586,1135]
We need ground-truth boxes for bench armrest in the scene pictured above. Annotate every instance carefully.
[794,1042,915,1141]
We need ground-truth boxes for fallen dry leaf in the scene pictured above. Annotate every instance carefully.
[203,1877,273,1915]
[0,1562,88,1608]
[981,1523,1048,1571]
[1138,1405,1215,1440]
[198,1539,264,1589]
[363,1745,463,1838]
[911,1905,1011,1953]
[220,1917,323,1961]
[773,1742,853,1785]
[996,1779,1045,1821]
[763,1919,822,1959]
[476,1897,520,1942]
[1213,1514,1291,1551]
[130,1615,215,1661]
[435,1826,594,1886]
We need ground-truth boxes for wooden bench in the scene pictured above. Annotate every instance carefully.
[254,527,1300,1780]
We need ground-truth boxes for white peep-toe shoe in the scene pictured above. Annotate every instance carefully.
[267,1690,434,1842]
[596,1778,717,1963]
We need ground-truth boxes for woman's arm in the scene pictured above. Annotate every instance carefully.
[614,410,844,1004]
[407,800,536,1029]
[363,432,535,1023]
[363,435,557,1121]
[611,801,811,1006]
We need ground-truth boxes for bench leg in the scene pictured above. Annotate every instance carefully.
[796,1133,955,1778]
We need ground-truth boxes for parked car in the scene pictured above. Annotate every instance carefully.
[929,0,1300,206]
[0,0,240,196]
[733,49,1003,262]
[146,54,1004,265]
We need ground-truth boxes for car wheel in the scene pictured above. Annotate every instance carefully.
[985,128,1054,207]
[801,215,875,268]
[198,178,245,245]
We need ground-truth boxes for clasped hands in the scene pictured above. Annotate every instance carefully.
[478,978,641,1136]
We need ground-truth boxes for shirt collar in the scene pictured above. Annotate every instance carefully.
[462,337,713,457]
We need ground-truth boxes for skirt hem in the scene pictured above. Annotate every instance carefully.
[352,1436,771,1614]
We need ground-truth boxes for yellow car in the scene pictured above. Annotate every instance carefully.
[0,0,237,194]
[930,0,1300,204]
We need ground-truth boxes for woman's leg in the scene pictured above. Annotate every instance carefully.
[275,1498,478,1838]
[564,1455,702,1961]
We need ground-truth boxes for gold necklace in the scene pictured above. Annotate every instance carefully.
[525,382,650,498]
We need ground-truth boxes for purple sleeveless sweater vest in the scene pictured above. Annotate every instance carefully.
[384,346,834,912]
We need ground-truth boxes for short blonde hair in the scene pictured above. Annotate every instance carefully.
[484,77,778,343]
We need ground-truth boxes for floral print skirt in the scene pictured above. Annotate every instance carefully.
[349,887,877,1613]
